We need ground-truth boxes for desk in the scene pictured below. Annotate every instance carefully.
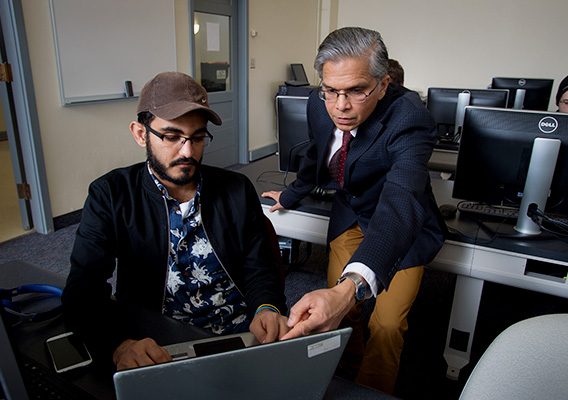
[245,155,568,379]
[429,148,457,173]
[1,260,396,399]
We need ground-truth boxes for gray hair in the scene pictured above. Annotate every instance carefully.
[314,27,389,80]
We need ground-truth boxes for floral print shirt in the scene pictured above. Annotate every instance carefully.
[149,166,249,334]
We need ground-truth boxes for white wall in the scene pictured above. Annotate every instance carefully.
[17,0,567,219]
[247,0,320,152]
[337,0,568,110]
[20,0,192,217]
[19,0,320,217]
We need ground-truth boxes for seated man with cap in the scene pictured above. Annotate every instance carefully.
[62,72,288,371]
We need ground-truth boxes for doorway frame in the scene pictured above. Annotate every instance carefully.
[188,0,249,165]
[0,0,54,234]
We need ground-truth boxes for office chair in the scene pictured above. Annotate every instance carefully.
[459,313,568,399]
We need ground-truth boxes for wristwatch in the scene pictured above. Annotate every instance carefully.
[337,272,367,303]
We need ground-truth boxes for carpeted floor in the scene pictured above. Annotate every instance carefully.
[0,223,78,276]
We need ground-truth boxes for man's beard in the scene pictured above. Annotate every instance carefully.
[146,136,201,186]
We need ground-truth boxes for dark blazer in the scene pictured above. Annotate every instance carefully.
[280,84,445,291]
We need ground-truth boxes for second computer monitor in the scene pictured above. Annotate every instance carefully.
[276,95,310,173]
[453,106,568,235]
[491,77,554,111]
[427,88,509,139]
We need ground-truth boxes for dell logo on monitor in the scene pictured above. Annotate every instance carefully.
[539,116,558,133]
[518,79,527,86]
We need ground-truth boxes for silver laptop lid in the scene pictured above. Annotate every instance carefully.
[114,327,352,400]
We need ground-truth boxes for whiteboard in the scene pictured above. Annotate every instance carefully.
[49,0,176,105]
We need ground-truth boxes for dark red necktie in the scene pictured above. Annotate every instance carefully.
[329,131,352,187]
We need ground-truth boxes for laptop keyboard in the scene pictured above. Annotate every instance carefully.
[19,354,94,400]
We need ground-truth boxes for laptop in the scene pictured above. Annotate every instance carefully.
[285,63,310,87]
[164,331,260,360]
[114,327,352,400]
[0,303,96,400]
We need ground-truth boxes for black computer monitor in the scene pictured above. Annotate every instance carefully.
[276,96,310,173]
[490,77,554,111]
[427,88,509,140]
[453,106,568,236]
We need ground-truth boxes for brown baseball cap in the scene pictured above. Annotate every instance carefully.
[137,72,222,125]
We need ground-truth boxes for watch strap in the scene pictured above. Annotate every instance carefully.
[337,272,366,303]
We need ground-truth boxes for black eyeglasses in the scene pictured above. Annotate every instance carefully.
[144,123,213,148]
[318,81,380,103]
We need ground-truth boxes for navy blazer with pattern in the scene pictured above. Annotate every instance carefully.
[279,84,445,291]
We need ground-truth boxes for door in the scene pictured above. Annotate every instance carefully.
[190,0,246,167]
[0,0,53,235]
[0,12,32,238]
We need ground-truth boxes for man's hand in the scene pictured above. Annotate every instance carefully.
[261,191,284,213]
[112,338,172,371]
[249,309,290,343]
[280,280,357,341]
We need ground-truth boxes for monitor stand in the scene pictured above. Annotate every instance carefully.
[513,88,526,109]
[514,137,561,235]
[477,137,561,239]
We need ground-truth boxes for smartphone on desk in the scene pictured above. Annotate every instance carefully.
[46,332,92,373]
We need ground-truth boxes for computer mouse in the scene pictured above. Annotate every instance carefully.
[439,204,458,219]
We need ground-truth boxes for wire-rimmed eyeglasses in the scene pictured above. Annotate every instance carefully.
[318,81,380,103]
[144,123,213,148]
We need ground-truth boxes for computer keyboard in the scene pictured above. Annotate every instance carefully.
[457,202,519,219]
[19,354,95,400]
[457,202,568,227]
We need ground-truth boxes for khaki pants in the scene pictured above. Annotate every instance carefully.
[328,224,423,394]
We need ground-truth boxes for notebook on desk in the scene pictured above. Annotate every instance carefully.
[113,327,352,400]
[0,303,96,400]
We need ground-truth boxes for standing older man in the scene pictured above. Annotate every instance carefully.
[263,27,445,393]
[63,72,288,371]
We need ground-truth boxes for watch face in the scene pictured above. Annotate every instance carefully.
[355,283,366,302]
[338,273,366,302]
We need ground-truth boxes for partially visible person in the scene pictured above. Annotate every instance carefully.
[263,27,445,394]
[63,72,288,371]
[387,59,404,86]
[557,75,568,113]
